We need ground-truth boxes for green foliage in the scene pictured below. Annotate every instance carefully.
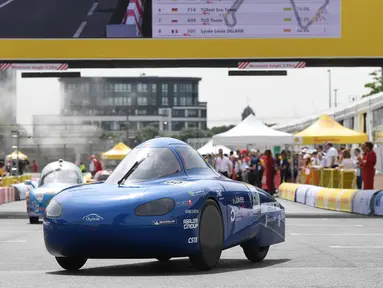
[241,105,255,120]
[363,70,383,97]
[136,126,159,142]
[210,125,235,135]
[173,128,213,142]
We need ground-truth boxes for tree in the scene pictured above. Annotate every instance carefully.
[210,125,235,135]
[174,128,213,142]
[241,105,255,120]
[363,70,383,97]
[136,126,159,142]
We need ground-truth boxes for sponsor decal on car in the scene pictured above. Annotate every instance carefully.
[188,237,198,244]
[183,218,198,229]
[188,190,206,196]
[215,189,224,197]
[82,213,104,222]
[185,209,199,214]
[166,180,194,186]
[153,219,177,226]
[232,196,244,204]
[176,200,193,206]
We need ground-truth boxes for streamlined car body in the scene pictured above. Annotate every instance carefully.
[43,138,285,271]
[27,160,83,224]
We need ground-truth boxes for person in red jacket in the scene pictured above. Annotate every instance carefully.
[33,160,38,173]
[361,141,376,189]
[264,150,275,195]
[95,157,103,173]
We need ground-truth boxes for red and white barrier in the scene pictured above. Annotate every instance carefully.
[0,187,16,205]
[122,0,144,36]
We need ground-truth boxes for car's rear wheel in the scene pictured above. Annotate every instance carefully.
[29,216,39,224]
[55,257,87,271]
[242,243,269,263]
[156,256,171,262]
[189,199,223,271]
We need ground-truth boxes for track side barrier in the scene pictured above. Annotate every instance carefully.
[278,183,300,201]
[315,188,358,212]
[373,191,383,215]
[295,184,314,204]
[0,187,15,204]
[11,183,31,201]
[352,190,380,215]
[305,186,323,207]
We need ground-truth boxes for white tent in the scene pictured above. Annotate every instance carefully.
[212,115,294,147]
[197,140,231,155]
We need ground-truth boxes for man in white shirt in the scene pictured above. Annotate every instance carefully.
[214,149,233,178]
[325,142,338,168]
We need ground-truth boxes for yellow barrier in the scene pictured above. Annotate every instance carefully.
[278,183,300,201]
[0,174,33,187]
[315,188,358,212]
[315,188,337,210]
[298,168,357,189]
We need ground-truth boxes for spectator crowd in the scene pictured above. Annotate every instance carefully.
[202,141,377,193]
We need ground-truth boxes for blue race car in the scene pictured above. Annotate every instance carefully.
[44,138,285,271]
[27,159,83,224]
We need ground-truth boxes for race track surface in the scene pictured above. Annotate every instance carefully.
[0,200,382,287]
[0,0,120,38]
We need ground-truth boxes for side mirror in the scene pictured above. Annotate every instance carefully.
[24,180,35,188]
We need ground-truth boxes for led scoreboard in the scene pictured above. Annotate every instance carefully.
[152,0,341,39]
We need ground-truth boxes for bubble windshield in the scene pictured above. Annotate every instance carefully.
[40,169,82,185]
[106,147,182,184]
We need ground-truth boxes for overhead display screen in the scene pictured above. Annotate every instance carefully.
[1,0,383,60]
[152,0,341,39]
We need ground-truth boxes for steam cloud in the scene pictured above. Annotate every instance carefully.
[0,70,17,158]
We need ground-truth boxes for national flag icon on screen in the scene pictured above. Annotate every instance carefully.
[171,8,178,12]
[171,29,179,34]
[172,20,178,23]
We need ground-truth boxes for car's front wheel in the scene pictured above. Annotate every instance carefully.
[29,216,39,224]
[55,257,87,271]
[189,199,223,271]
[242,243,269,263]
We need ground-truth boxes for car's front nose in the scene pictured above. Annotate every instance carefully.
[43,190,200,259]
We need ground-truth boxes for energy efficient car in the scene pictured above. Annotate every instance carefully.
[43,138,285,271]
[26,159,83,224]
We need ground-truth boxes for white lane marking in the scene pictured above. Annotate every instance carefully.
[287,224,363,227]
[2,240,26,243]
[73,21,87,38]
[330,246,383,249]
[0,0,15,9]
[290,233,383,236]
[87,2,98,16]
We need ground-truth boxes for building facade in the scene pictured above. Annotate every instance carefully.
[59,76,207,137]
[29,76,207,166]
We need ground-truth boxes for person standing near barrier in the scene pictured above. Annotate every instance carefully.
[214,148,232,178]
[354,148,363,189]
[264,150,275,194]
[280,151,290,183]
[325,142,338,168]
[361,142,376,189]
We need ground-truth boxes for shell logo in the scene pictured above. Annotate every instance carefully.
[317,196,323,200]
[294,137,300,143]
[328,196,336,202]
[319,118,335,128]
[340,198,349,204]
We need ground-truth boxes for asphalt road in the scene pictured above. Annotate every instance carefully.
[0,200,382,287]
[0,0,121,38]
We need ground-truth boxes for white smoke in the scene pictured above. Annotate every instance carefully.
[0,70,17,158]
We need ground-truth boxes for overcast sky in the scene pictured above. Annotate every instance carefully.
[16,67,377,129]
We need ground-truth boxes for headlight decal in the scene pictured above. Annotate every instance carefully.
[135,198,175,216]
